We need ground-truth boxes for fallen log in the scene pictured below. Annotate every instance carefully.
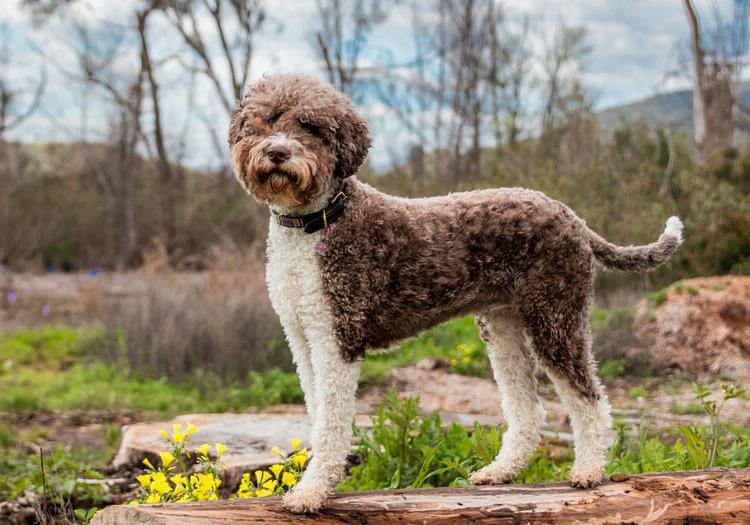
[92,468,750,524]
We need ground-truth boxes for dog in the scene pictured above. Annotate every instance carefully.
[228,74,683,513]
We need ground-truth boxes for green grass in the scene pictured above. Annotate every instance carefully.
[628,386,647,400]
[0,327,302,414]
[0,423,119,503]
[360,316,486,386]
[340,391,750,492]
[645,289,668,308]
[599,358,627,380]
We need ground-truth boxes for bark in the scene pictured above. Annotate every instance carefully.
[138,5,177,245]
[92,468,750,524]
[684,0,735,166]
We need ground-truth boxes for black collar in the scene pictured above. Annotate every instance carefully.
[271,191,347,234]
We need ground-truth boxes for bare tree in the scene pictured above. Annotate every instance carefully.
[163,0,265,113]
[73,23,145,269]
[0,26,46,138]
[683,0,744,166]
[137,3,179,244]
[539,24,591,154]
[161,0,266,186]
[313,0,391,99]
[500,16,532,148]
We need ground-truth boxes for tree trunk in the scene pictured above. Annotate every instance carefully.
[138,6,177,247]
[684,0,735,166]
[92,468,750,524]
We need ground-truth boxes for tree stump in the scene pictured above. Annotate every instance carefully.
[92,468,750,524]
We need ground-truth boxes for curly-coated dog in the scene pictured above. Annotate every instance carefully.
[228,74,683,513]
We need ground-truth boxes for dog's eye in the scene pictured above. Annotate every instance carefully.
[267,111,283,124]
[299,119,324,138]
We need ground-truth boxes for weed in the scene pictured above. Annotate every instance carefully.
[628,386,647,400]
[645,289,668,308]
[687,286,700,296]
[599,359,627,380]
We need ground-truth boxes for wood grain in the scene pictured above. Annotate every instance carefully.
[92,468,750,524]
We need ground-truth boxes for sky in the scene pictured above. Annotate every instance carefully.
[0,0,738,170]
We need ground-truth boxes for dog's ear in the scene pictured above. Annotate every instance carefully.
[228,100,246,147]
[333,107,371,179]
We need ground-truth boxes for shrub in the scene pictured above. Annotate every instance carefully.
[340,391,491,490]
[101,247,287,383]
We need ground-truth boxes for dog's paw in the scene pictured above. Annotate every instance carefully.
[569,467,604,489]
[282,485,329,514]
[469,465,514,485]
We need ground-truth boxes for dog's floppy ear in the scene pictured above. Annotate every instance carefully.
[228,99,246,147]
[333,106,371,179]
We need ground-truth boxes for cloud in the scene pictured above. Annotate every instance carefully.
[1,0,733,168]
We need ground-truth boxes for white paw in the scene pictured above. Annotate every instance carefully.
[569,466,604,488]
[282,484,329,514]
[469,465,515,485]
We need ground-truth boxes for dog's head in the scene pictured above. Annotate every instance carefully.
[229,75,371,208]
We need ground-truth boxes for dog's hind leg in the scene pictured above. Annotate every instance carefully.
[519,292,612,488]
[470,311,546,485]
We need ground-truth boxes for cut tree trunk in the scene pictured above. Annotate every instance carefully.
[92,468,750,524]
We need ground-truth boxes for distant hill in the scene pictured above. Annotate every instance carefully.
[596,81,750,137]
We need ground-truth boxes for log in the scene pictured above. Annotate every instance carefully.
[92,468,750,524]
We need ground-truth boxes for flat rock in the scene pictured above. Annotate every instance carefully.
[112,412,376,487]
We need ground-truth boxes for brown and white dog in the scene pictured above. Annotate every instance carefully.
[229,75,683,513]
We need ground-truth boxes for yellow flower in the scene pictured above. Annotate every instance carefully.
[290,438,302,451]
[150,472,171,495]
[197,443,210,457]
[255,470,271,485]
[450,358,458,366]
[262,479,278,492]
[256,488,272,497]
[281,471,297,487]
[172,423,185,444]
[170,473,186,487]
[271,445,283,458]
[145,492,161,504]
[269,464,284,479]
[135,474,152,488]
[142,457,155,470]
[159,429,170,441]
[185,422,198,437]
[291,449,308,468]
[160,451,175,467]
[215,442,227,459]
[462,356,470,364]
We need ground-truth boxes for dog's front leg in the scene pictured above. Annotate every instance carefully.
[284,325,317,422]
[282,332,360,513]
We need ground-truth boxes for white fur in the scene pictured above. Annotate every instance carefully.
[664,216,684,244]
[470,313,546,485]
[266,204,361,513]
[545,369,612,487]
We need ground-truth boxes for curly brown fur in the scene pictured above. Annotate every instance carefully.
[229,75,370,208]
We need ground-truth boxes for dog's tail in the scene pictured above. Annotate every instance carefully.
[586,216,683,272]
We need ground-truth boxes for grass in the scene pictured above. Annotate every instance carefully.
[0,423,119,503]
[0,327,302,414]
[645,289,668,308]
[341,390,750,492]
[359,316,486,386]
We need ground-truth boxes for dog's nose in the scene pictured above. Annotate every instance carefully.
[267,144,291,164]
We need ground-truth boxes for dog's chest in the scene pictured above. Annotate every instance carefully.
[265,223,326,324]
